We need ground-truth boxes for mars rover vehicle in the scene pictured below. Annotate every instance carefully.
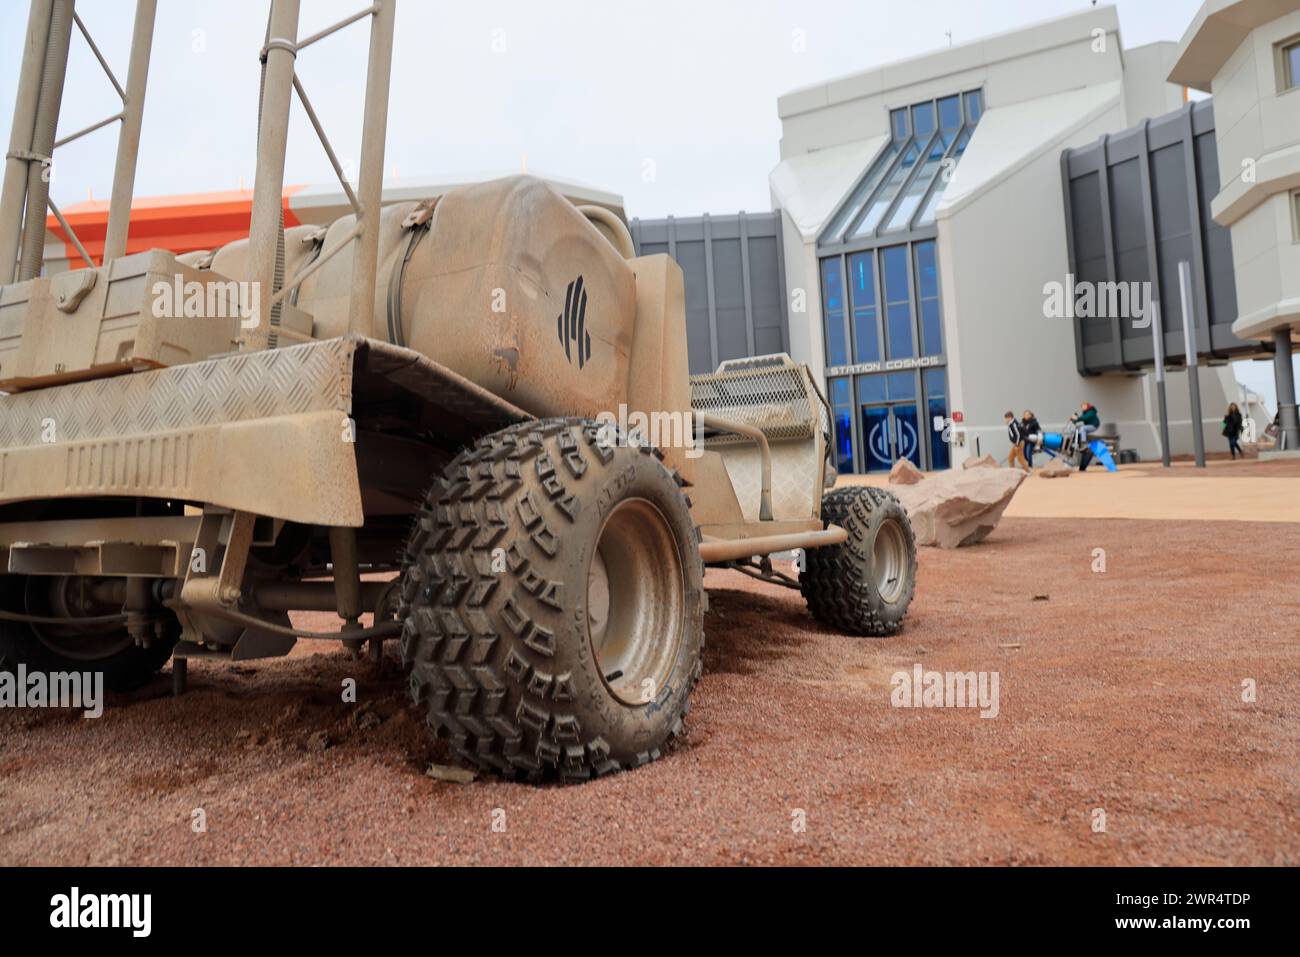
[0,0,916,780]
[1030,426,1119,472]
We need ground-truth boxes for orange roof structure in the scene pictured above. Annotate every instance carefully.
[45,186,305,268]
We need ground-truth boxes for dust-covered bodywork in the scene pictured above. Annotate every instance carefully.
[0,0,916,781]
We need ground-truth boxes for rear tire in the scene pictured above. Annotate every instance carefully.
[399,417,705,782]
[800,486,916,636]
[0,574,177,692]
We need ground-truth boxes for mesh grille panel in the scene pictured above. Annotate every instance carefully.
[690,358,829,446]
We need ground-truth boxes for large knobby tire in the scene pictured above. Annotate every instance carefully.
[399,417,705,783]
[0,574,177,692]
[800,485,917,636]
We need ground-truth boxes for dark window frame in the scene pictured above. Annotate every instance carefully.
[1280,36,1300,92]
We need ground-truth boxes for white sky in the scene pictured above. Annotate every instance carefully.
[1,0,1212,216]
[0,0,1291,410]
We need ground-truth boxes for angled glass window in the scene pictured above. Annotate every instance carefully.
[821,257,848,366]
[885,371,916,401]
[883,133,948,233]
[819,89,984,248]
[829,377,855,473]
[916,126,972,227]
[858,374,886,405]
[938,95,961,132]
[850,141,920,238]
[848,251,880,363]
[914,240,943,356]
[881,245,914,359]
[890,108,909,141]
[911,101,936,139]
[925,369,950,470]
[821,142,901,245]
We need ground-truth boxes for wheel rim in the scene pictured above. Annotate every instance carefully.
[587,498,685,707]
[871,519,908,604]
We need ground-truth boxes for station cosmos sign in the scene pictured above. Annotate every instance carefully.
[823,355,944,377]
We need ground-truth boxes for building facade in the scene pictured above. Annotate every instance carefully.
[628,212,788,376]
[37,3,1297,467]
[1169,0,1300,452]
[769,5,1260,471]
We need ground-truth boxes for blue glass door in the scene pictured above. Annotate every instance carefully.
[890,403,923,467]
[860,406,893,472]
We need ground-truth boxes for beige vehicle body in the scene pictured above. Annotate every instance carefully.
[0,0,913,780]
[0,174,845,655]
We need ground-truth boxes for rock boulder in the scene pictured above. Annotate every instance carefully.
[888,459,925,485]
[892,466,1027,548]
[1038,457,1073,478]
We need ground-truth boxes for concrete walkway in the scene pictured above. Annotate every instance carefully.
[838,457,1300,523]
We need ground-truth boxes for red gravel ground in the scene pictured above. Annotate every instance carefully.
[1,515,1296,865]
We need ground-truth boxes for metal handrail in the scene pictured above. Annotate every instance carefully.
[696,412,773,521]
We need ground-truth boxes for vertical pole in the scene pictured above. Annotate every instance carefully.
[328,526,361,624]
[101,0,157,264]
[703,213,718,371]
[0,0,55,283]
[17,0,74,281]
[1150,301,1171,467]
[346,0,396,339]
[1178,260,1205,468]
[738,212,755,356]
[243,0,299,350]
[1274,328,1299,452]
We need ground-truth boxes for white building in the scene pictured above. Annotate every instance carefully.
[769,5,1258,472]
[1169,0,1300,454]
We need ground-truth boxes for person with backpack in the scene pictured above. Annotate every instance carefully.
[1004,411,1028,471]
[1222,402,1245,459]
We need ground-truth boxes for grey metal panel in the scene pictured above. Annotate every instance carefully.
[702,215,719,370]
[1135,119,1161,369]
[627,210,788,375]
[1194,130,1240,353]
[1190,97,1216,135]
[1062,148,1089,377]
[1061,99,1254,375]
[739,214,755,356]
[1070,171,1110,362]
[816,222,939,259]
[749,234,786,355]
[676,235,712,375]
[712,235,748,364]
[1096,136,1126,369]
[1150,133,1193,362]
[1185,102,1211,361]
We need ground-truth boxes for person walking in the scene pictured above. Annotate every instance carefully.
[1004,411,1028,470]
[1020,409,1041,470]
[1223,402,1245,459]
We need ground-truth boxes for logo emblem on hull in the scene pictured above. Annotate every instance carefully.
[557,275,591,368]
